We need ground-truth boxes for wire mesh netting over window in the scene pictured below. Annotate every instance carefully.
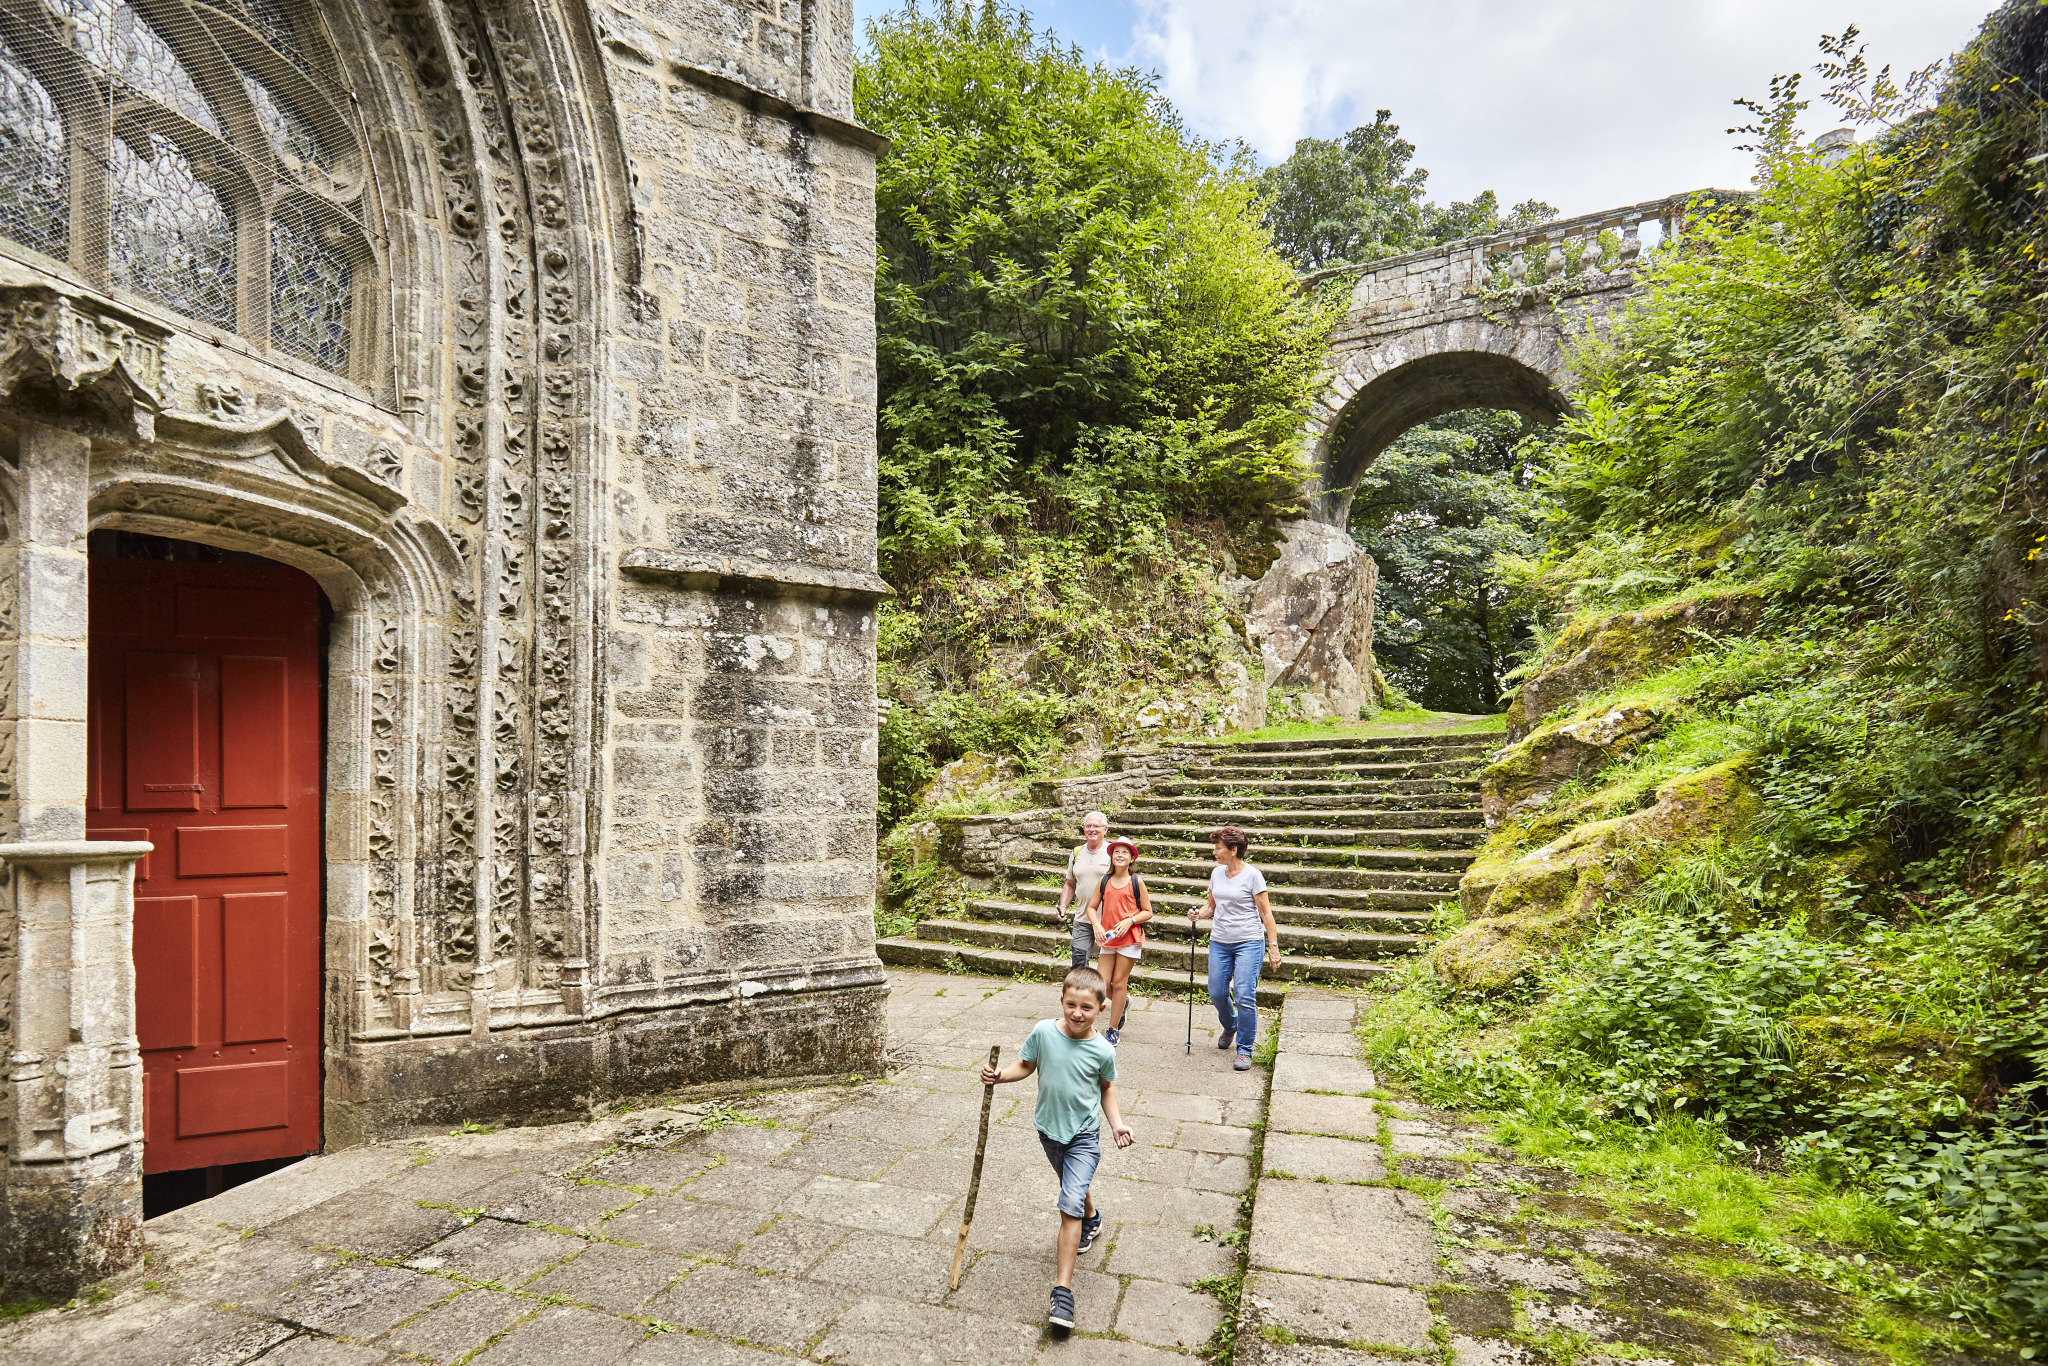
[0,0,376,378]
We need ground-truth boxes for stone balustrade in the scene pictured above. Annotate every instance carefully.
[1306,191,1750,339]
[0,838,152,1300]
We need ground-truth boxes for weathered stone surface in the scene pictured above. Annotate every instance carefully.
[1247,521,1384,722]
[0,970,1267,1363]
[1442,758,1758,988]
[1264,1131,1387,1182]
[1,0,894,1296]
[1502,590,1765,741]
[1272,1053,1378,1095]
[1114,1278,1227,1349]
[1244,1272,1435,1348]
[522,1241,688,1313]
[1480,703,1665,827]
[814,1297,1040,1365]
[1269,1091,1383,1141]
[1247,1181,1437,1284]
[647,1263,854,1352]
[1302,194,1741,524]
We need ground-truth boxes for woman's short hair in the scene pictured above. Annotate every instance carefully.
[1210,826,1250,858]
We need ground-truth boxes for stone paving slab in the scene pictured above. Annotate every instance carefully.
[0,970,1261,1364]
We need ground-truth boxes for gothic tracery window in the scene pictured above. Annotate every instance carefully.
[0,38,65,256]
[0,0,373,378]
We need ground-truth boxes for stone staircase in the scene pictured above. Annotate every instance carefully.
[876,731,1496,1005]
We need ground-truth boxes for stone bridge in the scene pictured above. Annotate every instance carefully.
[1299,190,1746,523]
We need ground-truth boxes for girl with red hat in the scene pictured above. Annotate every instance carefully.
[1087,839,1153,1046]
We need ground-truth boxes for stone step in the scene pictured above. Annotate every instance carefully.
[1129,790,1475,812]
[1155,777,1481,798]
[1184,758,1483,782]
[1114,822,1486,852]
[1002,879,1454,916]
[1007,855,1464,894]
[1186,730,1495,755]
[874,938,1298,1005]
[1023,844,1476,880]
[1195,742,1495,769]
[1117,806,1486,832]
[964,901,1429,959]
[908,919,1401,985]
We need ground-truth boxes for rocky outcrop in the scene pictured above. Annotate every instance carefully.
[1504,588,1764,741]
[1247,519,1385,721]
[914,751,1020,810]
[1438,758,1758,990]
[1479,702,1665,827]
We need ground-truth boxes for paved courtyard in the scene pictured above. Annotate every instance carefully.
[0,970,1270,1365]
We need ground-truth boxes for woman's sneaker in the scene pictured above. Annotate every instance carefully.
[1234,1052,1253,1071]
[1048,1285,1076,1329]
[1078,1211,1103,1254]
[1216,1028,1235,1050]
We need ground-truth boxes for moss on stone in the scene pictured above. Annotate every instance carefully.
[1480,700,1669,827]
[1784,1016,1988,1118]
[1437,758,1759,991]
[1503,586,1766,741]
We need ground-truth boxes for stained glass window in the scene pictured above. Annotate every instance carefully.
[270,205,350,369]
[60,0,225,134]
[112,132,237,332]
[0,0,368,378]
[241,70,326,168]
[230,0,300,57]
[0,41,67,258]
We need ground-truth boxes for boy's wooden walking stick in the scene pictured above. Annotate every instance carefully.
[950,1044,1000,1291]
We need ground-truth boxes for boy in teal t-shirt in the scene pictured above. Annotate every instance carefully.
[980,965,1135,1331]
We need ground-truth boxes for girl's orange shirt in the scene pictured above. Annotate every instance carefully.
[1098,877,1145,948]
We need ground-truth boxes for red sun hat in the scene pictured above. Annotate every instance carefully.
[1105,839,1138,860]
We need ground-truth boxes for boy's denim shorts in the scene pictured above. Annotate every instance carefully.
[1038,1126,1100,1218]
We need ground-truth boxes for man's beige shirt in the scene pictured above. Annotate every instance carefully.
[1068,842,1114,922]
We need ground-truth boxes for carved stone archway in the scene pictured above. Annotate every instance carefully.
[89,412,460,1057]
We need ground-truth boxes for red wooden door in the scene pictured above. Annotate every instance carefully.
[88,557,323,1173]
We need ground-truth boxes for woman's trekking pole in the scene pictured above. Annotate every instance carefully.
[949,1044,1000,1291]
[1185,925,1196,1054]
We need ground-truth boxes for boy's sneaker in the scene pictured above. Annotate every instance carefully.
[1234,1052,1253,1071]
[1078,1211,1103,1254]
[1104,1026,1120,1047]
[1048,1285,1076,1329]
[1216,1028,1235,1050]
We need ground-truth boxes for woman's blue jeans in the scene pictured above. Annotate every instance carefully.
[1207,938,1266,1055]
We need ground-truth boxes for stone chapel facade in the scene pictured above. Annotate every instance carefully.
[0,0,887,1293]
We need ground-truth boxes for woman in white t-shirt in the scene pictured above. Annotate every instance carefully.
[1187,825,1280,1070]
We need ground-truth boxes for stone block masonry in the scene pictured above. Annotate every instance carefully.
[0,0,892,1293]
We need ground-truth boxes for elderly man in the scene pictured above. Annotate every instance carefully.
[1058,811,1114,970]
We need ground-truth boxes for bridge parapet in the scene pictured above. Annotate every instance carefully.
[1314,191,1744,341]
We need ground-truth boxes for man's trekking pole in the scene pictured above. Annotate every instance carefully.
[950,1044,1000,1291]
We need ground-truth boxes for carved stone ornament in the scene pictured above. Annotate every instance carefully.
[0,283,171,441]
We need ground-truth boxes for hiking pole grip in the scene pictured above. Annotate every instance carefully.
[950,1043,1000,1291]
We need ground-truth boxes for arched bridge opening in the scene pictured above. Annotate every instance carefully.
[1317,350,1570,525]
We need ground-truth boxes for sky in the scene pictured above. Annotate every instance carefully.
[849,0,1994,218]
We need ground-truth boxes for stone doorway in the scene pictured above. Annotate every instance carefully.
[85,534,327,1183]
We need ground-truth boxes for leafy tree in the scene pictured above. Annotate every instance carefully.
[1259,111,1557,271]
[1349,411,1550,713]
[856,2,1332,583]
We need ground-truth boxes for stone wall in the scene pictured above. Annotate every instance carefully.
[0,0,891,1284]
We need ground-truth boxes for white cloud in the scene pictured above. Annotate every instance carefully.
[1131,0,1992,216]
